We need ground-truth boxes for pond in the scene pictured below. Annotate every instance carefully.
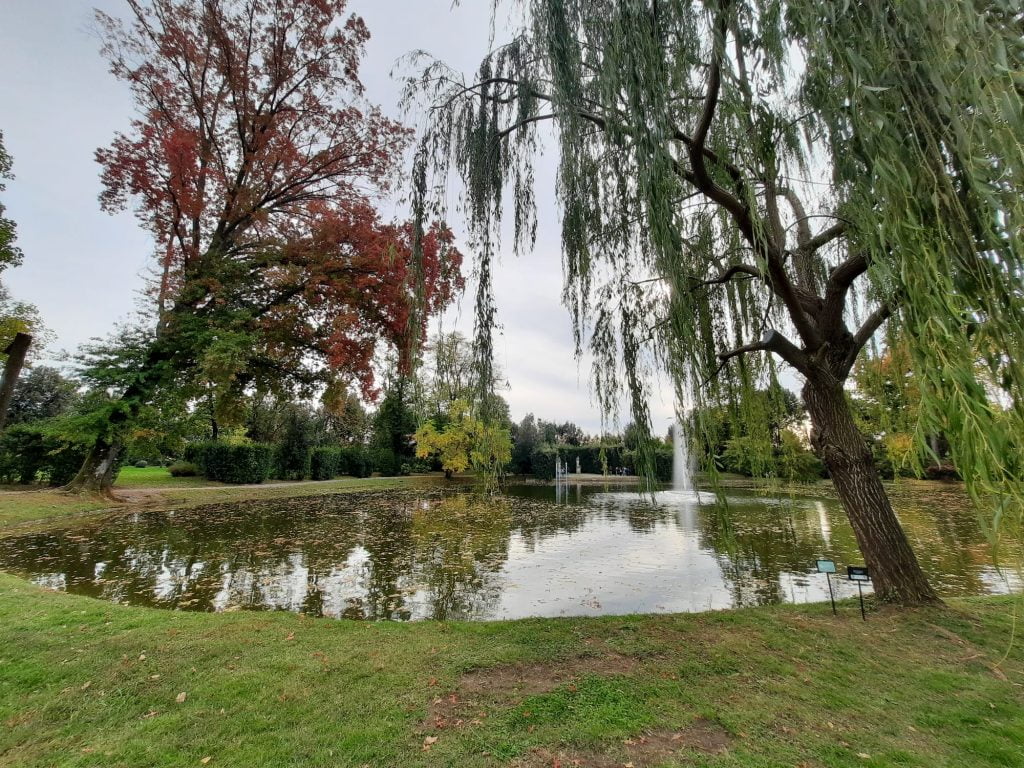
[0,481,1018,620]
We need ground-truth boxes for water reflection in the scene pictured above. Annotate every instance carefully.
[0,482,1018,620]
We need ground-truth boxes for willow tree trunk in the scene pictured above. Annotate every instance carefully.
[803,375,940,605]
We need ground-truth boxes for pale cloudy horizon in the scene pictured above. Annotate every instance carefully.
[0,0,678,436]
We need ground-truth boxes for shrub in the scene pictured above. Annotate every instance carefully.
[183,442,274,484]
[310,447,342,481]
[0,425,96,486]
[274,407,315,480]
[167,461,198,477]
[529,447,558,480]
[339,445,371,478]
[370,447,405,477]
[134,460,149,468]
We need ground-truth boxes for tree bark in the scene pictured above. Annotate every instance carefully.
[0,332,32,433]
[63,436,123,498]
[803,374,940,605]
[62,343,175,497]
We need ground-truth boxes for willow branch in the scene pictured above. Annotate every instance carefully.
[688,263,762,290]
[805,221,848,253]
[843,304,893,374]
[717,328,810,376]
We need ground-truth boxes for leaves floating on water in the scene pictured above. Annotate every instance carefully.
[0,484,1014,621]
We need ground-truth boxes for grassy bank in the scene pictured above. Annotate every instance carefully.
[0,574,1020,767]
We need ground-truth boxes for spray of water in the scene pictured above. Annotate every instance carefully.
[672,422,692,492]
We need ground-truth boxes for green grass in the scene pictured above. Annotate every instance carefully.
[113,466,219,489]
[0,491,111,527]
[0,572,1021,767]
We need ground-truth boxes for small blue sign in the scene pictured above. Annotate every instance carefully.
[816,559,837,574]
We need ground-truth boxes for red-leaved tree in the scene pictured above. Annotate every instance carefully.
[68,0,463,494]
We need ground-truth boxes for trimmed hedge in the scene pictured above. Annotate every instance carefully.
[310,447,341,480]
[184,442,274,484]
[340,445,372,478]
[310,446,373,480]
[167,461,198,477]
[531,443,673,482]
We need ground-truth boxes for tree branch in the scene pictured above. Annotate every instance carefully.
[717,328,811,376]
[688,263,762,290]
[805,221,848,253]
[843,304,893,374]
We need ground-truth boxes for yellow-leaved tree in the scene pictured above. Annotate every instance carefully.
[414,400,511,485]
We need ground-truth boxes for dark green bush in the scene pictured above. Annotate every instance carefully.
[167,461,198,477]
[339,445,371,478]
[184,442,274,484]
[0,425,94,486]
[529,447,558,480]
[274,407,315,480]
[370,447,406,477]
[134,460,148,468]
[310,447,341,481]
[48,444,93,486]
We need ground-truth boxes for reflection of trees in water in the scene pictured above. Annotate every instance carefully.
[0,490,514,621]
[406,493,512,620]
[507,488,677,550]
[696,496,858,607]
[889,492,1005,595]
[0,485,1012,618]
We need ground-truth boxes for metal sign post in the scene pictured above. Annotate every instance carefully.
[847,566,871,620]
[816,559,837,615]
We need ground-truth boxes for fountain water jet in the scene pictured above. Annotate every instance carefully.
[672,422,692,492]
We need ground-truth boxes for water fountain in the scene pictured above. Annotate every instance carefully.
[672,421,691,493]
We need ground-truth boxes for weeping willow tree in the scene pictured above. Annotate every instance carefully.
[404,0,1024,605]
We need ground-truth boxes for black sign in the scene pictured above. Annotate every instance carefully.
[847,566,870,582]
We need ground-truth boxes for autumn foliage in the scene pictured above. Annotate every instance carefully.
[69,0,463,492]
[94,0,462,400]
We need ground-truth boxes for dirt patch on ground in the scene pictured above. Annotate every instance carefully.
[422,654,638,731]
[510,720,732,767]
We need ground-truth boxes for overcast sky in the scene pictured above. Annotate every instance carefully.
[0,0,677,435]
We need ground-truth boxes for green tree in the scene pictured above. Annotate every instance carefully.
[6,367,78,426]
[510,413,540,473]
[0,131,24,273]
[406,0,1024,604]
[372,380,419,467]
[414,399,512,482]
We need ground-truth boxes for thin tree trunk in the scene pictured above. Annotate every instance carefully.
[803,375,940,606]
[0,332,32,433]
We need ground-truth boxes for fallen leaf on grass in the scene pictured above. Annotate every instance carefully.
[857,754,871,760]
[176,692,187,704]
[422,736,438,751]
[200,758,211,765]
[81,681,92,690]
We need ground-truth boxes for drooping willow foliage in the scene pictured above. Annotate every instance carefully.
[404,0,1024,535]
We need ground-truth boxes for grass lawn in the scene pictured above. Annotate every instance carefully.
[0,476,1019,766]
[113,466,220,489]
[0,572,1021,767]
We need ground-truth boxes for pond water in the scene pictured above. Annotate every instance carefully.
[0,482,1018,620]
